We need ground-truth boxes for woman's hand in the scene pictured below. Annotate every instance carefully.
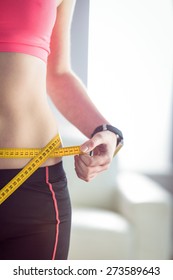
[74,131,117,181]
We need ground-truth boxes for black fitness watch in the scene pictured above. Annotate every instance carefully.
[91,124,124,156]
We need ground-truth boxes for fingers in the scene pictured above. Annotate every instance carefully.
[74,154,110,182]
[74,131,117,182]
[80,133,106,154]
[79,152,110,167]
[80,131,117,156]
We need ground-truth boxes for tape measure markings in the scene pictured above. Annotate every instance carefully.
[0,135,122,205]
[0,135,62,205]
[0,146,82,158]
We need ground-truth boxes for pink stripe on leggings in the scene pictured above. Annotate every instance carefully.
[46,166,60,260]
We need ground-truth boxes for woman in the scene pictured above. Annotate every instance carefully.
[0,0,122,259]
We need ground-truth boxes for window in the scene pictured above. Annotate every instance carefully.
[88,0,173,173]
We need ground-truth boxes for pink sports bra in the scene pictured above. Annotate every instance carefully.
[0,0,57,62]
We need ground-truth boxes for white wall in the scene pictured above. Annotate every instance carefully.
[88,0,173,173]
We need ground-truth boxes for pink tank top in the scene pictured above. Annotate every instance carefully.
[0,0,57,62]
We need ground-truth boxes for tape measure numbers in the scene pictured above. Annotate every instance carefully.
[0,135,82,205]
[0,135,122,205]
[0,146,82,159]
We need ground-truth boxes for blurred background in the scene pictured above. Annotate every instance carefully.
[71,0,173,178]
[49,0,173,259]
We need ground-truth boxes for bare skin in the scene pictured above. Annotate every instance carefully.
[0,0,117,181]
[0,53,60,168]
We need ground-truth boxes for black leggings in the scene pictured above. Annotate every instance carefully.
[0,161,71,260]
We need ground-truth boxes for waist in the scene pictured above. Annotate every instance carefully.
[0,102,62,169]
[0,52,62,168]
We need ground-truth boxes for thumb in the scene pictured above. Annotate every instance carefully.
[80,134,103,153]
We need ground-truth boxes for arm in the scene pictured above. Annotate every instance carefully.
[47,0,118,181]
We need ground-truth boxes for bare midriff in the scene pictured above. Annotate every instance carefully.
[0,52,62,169]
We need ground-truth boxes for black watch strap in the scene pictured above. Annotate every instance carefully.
[91,124,123,146]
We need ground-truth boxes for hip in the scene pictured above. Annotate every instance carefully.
[0,161,71,245]
[0,161,70,222]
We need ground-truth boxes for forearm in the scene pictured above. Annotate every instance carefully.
[47,70,110,138]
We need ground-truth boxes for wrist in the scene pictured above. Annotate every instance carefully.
[91,124,124,156]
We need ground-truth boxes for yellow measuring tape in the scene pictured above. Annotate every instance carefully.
[0,146,82,159]
[0,135,122,205]
[0,135,82,205]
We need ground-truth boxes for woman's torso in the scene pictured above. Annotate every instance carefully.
[0,52,61,169]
